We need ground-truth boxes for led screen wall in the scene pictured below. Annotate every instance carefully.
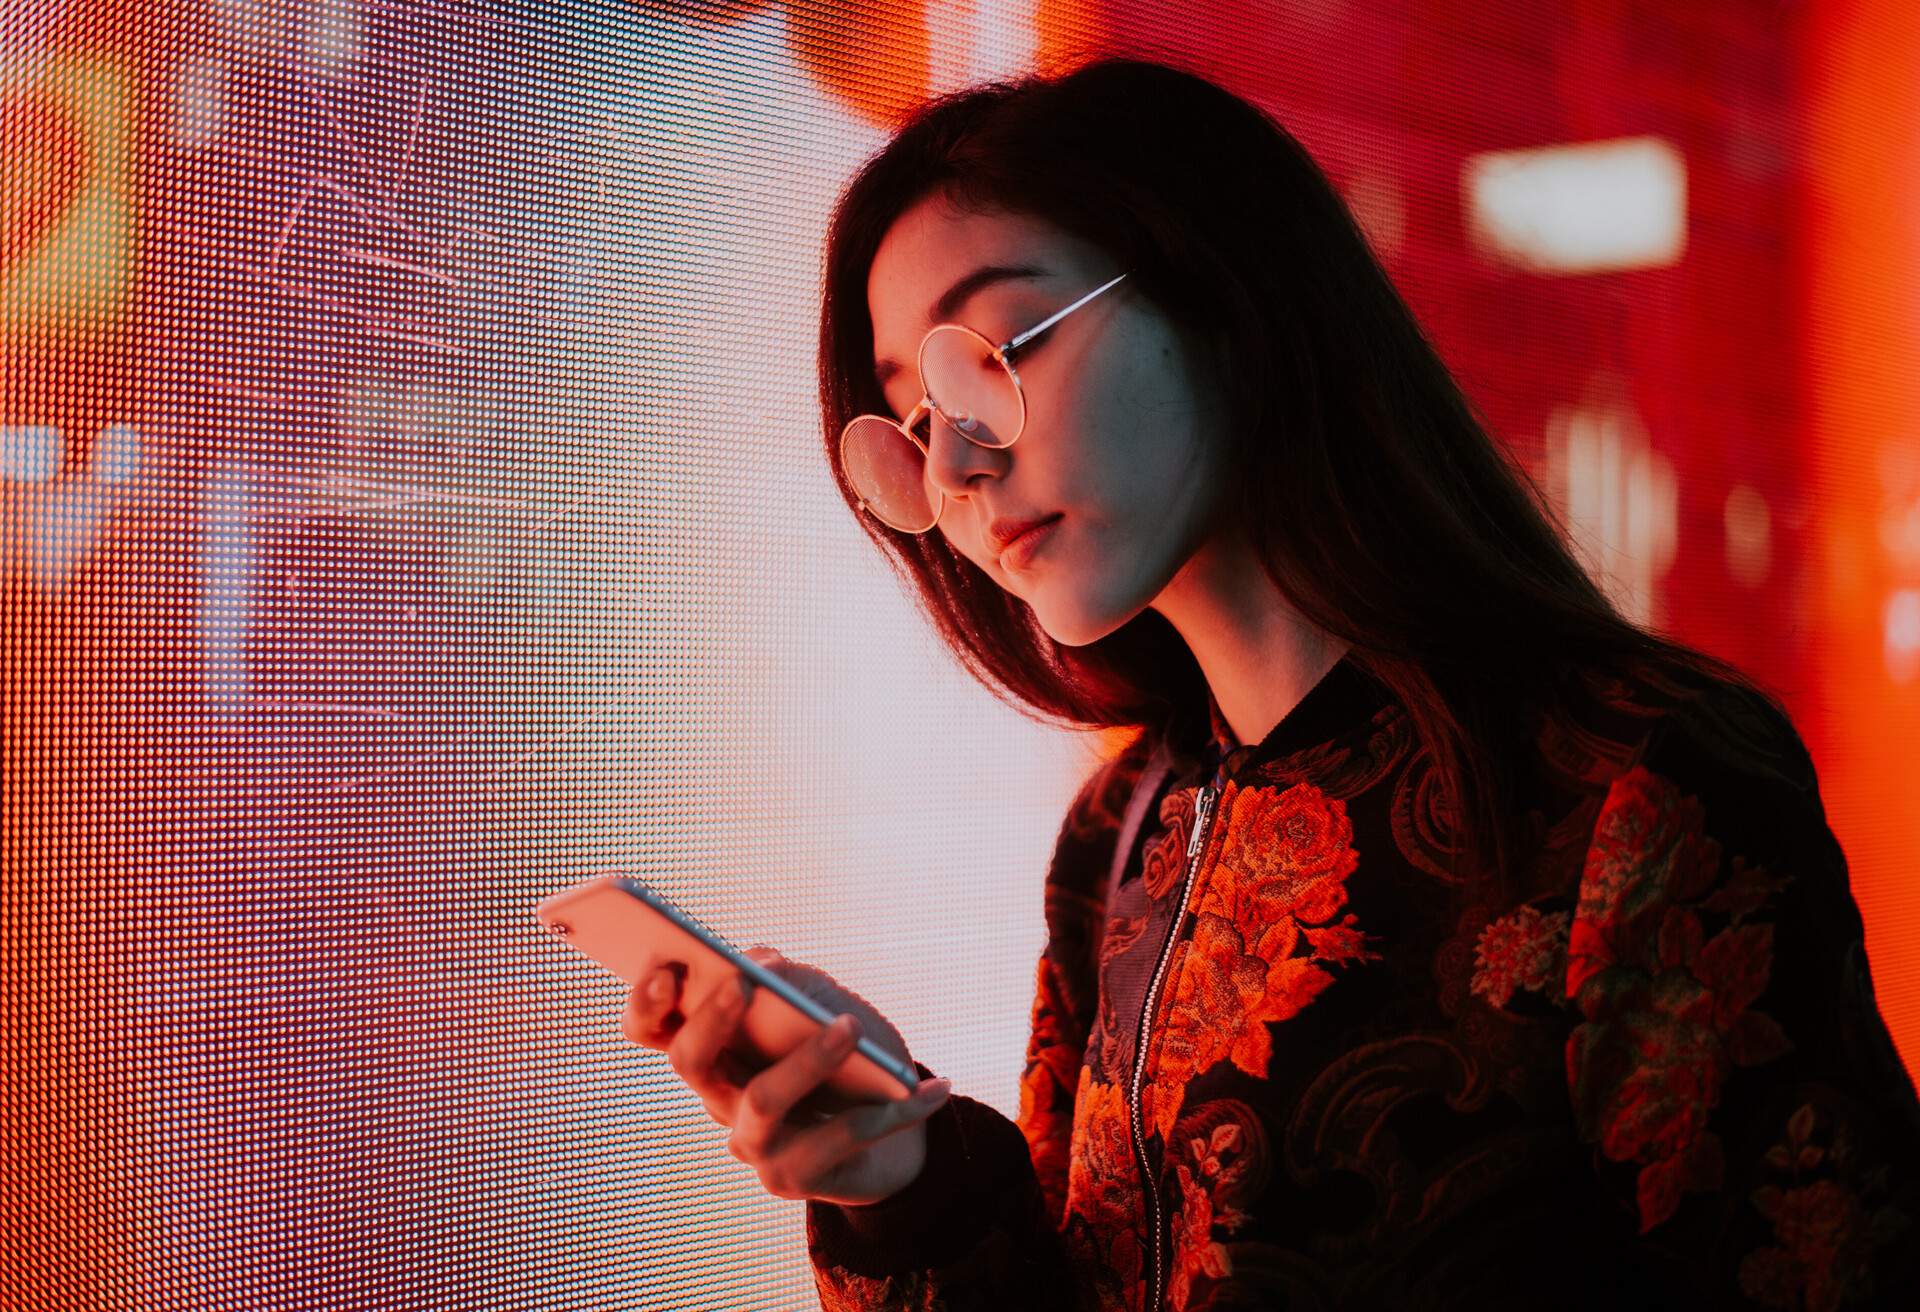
[5,1,1918,1307]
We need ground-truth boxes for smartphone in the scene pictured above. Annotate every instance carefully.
[534,874,922,1103]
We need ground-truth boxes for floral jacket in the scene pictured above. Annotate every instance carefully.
[805,654,1920,1310]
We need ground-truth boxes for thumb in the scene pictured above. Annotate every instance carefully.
[849,1077,953,1142]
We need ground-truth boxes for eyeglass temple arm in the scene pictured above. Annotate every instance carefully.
[1002,270,1131,354]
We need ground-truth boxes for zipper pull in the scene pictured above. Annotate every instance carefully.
[1184,785,1217,864]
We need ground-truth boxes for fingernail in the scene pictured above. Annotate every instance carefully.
[646,973,671,1002]
[917,1077,951,1101]
[827,1014,859,1048]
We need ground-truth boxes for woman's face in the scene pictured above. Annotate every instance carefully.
[865,195,1230,647]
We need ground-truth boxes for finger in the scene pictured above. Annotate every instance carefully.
[840,1078,953,1145]
[666,972,754,1120]
[740,947,790,991]
[730,1012,862,1162]
[621,969,670,1040]
[760,1078,952,1199]
[621,967,683,1047]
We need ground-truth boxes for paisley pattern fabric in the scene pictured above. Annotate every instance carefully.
[806,654,1920,1310]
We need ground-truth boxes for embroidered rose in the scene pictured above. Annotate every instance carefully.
[1143,782,1375,1140]
[1180,1120,1254,1234]
[1470,904,1571,1008]
[1166,1161,1233,1310]
[1063,1065,1147,1310]
[1143,911,1332,1139]
[1563,765,1796,1232]
[1066,1065,1142,1232]
[1567,805,1703,996]
[1160,1107,1265,1310]
[1214,778,1361,926]
[1738,1102,1913,1311]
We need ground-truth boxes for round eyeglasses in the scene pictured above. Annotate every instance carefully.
[840,270,1132,533]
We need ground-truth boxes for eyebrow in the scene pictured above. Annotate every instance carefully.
[872,263,1050,386]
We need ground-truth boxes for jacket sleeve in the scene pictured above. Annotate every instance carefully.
[1559,686,1920,1307]
[805,745,1141,1312]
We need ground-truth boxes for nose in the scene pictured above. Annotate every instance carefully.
[919,411,1009,504]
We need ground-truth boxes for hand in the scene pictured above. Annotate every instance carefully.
[620,946,953,1206]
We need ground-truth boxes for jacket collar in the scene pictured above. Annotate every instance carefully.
[1182,650,1393,790]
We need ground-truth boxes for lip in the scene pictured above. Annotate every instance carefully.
[995,514,1062,571]
[986,513,1059,556]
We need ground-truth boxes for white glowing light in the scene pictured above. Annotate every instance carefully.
[303,0,362,81]
[964,0,1039,86]
[1880,497,1920,568]
[30,484,105,590]
[173,54,228,151]
[1886,590,1920,685]
[1,425,62,483]
[1544,400,1679,626]
[1464,136,1687,274]
[95,423,142,484]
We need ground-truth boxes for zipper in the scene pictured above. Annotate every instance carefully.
[1129,782,1218,1312]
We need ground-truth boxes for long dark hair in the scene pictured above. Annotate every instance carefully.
[817,56,1795,898]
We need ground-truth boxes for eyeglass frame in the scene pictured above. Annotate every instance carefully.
[840,268,1133,532]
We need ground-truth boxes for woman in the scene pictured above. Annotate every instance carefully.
[622,58,1920,1310]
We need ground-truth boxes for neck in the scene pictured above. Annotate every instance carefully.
[1149,522,1351,749]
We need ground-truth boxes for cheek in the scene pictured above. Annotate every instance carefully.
[1055,411,1169,526]
[936,521,990,570]
[1051,424,1218,603]
[1050,352,1178,500]
[1011,418,1117,524]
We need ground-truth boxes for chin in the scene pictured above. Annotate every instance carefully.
[1028,589,1145,649]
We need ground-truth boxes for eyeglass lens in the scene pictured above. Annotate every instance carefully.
[844,326,1023,531]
